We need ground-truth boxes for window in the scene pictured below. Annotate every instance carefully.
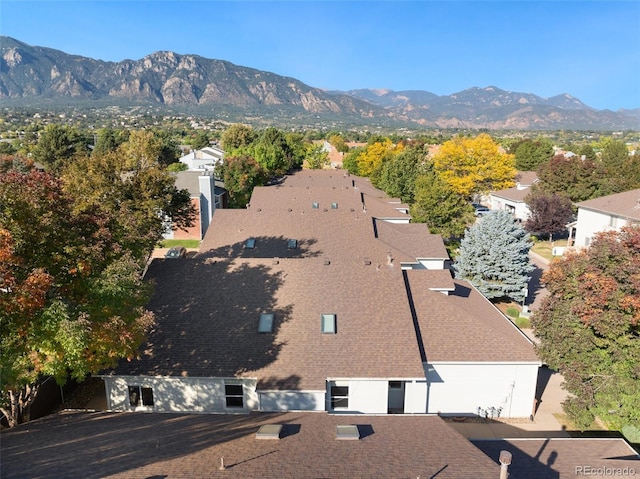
[225,382,244,408]
[330,383,349,409]
[389,381,402,389]
[128,385,154,408]
[245,238,256,249]
[258,313,274,333]
[287,239,297,249]
[321,314,336,334]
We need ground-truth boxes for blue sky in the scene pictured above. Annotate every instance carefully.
[2,1,639,110]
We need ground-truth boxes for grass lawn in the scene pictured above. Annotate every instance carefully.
[159,239,200,249]
[531,238,568,262]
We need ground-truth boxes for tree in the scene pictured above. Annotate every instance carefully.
[355,139,403,186]
[32,124,88,172]
[377,145,427,203]
[191,131,210,150]
[342,147,363,176]
[524,190,574,240]
[596,138,638,196]
[305,144,329,169]
[93,127,129,156]
[250,127,295,176]
[329,134,349,153]
[536,154,599,202]
[454,210,533,302]
[432,133,516,199]
[0,171,155,427]
[532,226,640,432]
[220,155,268,208]
[62,134,195,259]
[510,138,554,171]
[221,124,257,152]
[411,171,475,240]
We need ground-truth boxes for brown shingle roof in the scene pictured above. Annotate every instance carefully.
[1,411,501,479]
[576,188,640,221]
[374,220,449,261]
[473,438,640,479]
[405,272,539,363]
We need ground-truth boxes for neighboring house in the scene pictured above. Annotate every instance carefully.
[101,170,540,418]
[570,188,640,248]
[490,171,538,222]
[163,171,227,241]
[179,145,224,171]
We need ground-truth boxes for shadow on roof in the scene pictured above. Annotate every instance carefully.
[198,235,321,260]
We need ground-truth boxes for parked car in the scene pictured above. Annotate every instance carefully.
[471,203,491,216]
[165,246,187,258]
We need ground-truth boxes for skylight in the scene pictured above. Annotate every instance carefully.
[312,202,319,209]
[331,202,338,209]
[258,313,274,333]
[287,239,298,249]
[245,238,256,249]
[321,313,336,334]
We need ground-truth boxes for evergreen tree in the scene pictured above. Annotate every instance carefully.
[454,210,533,302]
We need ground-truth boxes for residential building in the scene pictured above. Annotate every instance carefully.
[490,171,538,222]
[163,171,226,241]
[569,188,640,248]
[102,170,540,418]
[179,145,224,171]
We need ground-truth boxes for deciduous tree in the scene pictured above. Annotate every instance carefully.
[220,155,268,208]
[432,134,516,199]
[378,145,427,203]
[411,171,475,240]
[454,210,533,302]
[524,190,574,240]
[510,138,554,171]
[532,226,640,432]
[0,171,155,427]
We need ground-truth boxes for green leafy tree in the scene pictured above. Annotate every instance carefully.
[62,134,195,259]
[32,124,88,172]
[221,155,268,208]
[577,144,597,162]
[378,145,427,203]
[191,131,210,150]
[342,147,363,176]
[305,144,329,169]
[532,226,640,432]
[596,138,638,196]
[454,210,533,302]
[221,124,257,152]
[536,154,599,202]
[510,138,554,171]
[432,134,516,199]
[411,171,475,240]
[93,128,129,156]
[250,127,295,176]
[524,190,574,240]
[0,172,155,427]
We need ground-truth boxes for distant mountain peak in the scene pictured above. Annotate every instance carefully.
[1,36,638,130]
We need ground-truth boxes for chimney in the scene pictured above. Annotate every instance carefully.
[199,174,216,239]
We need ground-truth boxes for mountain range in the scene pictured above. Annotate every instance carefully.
[1,36,638,130]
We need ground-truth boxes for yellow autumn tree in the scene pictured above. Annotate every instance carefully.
[432,134,516,198]
[356,139,404,184]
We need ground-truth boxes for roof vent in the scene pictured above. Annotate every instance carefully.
[324,259,331,265]
[336,425,360,440]
[256,424,283,440]
[288,208,293,212]
[364,258,372,265]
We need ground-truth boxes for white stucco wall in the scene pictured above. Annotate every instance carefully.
[258,391,325,411]
[425,363,540,418]
[103,376,258,413]
[573,208,628,249]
